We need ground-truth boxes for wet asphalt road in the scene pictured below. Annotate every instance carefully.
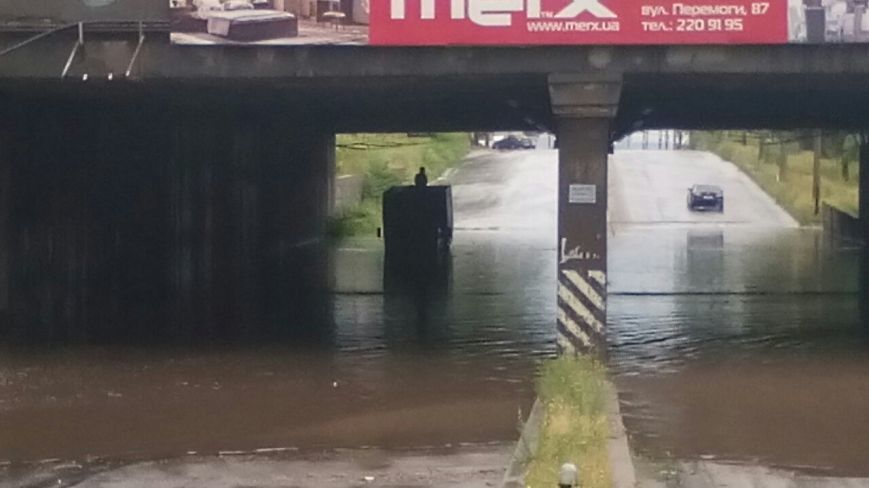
[609,149,797,227]
[449,150,556,234]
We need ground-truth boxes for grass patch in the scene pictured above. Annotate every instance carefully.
[337,133,471,183]
[525,357,611,488]
[330,133,470,238]
[692,132,859,225]
[326,199,382,239]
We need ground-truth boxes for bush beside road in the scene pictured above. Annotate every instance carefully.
[329,133,471,238]
[691,132,859,225]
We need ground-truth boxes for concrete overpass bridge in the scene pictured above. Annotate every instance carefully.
[6,31,869,132]
[2,22,869,349]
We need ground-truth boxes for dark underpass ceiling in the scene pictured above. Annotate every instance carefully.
[2,72,869,136]
[618,74,869,135]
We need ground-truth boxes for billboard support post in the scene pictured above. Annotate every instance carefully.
[61,22,85,79]
[813,129,822,215]
[125,22,146,79]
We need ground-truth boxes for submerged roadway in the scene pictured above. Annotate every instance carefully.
[3,141,867,487]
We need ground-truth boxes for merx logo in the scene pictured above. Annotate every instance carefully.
[390,0,617,26]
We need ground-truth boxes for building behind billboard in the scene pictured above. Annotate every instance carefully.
[1,0,867,47]
[0,0,166,30]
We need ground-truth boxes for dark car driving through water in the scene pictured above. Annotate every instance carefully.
[687,184,724,212]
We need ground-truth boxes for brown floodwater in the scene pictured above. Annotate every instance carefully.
[608,225,868,476]
[3,147,869,480]
[0,232,555,466]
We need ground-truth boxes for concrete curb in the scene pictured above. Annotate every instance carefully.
[606,382,638,488]
[435,167,457,184]
[500,382,637,488]
[500,399,544,488]
[434,148,489,185]
[467,149,492,156]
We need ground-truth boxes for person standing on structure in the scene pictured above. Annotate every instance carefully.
[414,167,428,188]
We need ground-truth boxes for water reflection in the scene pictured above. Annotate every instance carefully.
[5,139,869,479]
[383,250,452,343]
[684,230,724,290]
[609,225,868,475]
[0,232,553,466]
[2,243,338,346]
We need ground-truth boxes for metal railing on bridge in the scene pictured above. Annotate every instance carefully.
[0,19,165,79]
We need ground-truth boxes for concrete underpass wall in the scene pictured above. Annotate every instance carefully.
[822,203,863,246]
[0,100,334,342]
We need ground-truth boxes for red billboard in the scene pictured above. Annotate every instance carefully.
[169,0,861,46]
[370,0,787,45]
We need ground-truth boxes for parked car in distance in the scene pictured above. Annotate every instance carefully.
[687,184,724,212]
[492,135,535,150]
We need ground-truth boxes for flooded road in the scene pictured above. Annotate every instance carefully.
[0,150,558,480]
[607,147,867,477]
[1,143,867,483]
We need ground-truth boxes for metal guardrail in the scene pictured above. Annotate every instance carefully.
[126,22,146,79]
[60,23,85,79]
[0,19,168,33]
[0,22,79,57]
[0,19,166,56]
[0,19,156,79]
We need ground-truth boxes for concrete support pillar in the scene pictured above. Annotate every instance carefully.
[548,74,621,354]
[0,111,11,325]
[812,130,822,216]
[858,136,869,330]
[860,137,869,242]
[324,133,337,217]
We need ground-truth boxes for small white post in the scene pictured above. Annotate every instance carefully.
[559,462,578,488]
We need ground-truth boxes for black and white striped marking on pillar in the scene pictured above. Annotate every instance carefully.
[556,268,606,354]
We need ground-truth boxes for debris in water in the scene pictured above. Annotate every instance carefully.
[254,447,297,454]
[219,450,245,456]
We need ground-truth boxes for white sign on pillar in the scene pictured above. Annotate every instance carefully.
[568,184,596,204]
